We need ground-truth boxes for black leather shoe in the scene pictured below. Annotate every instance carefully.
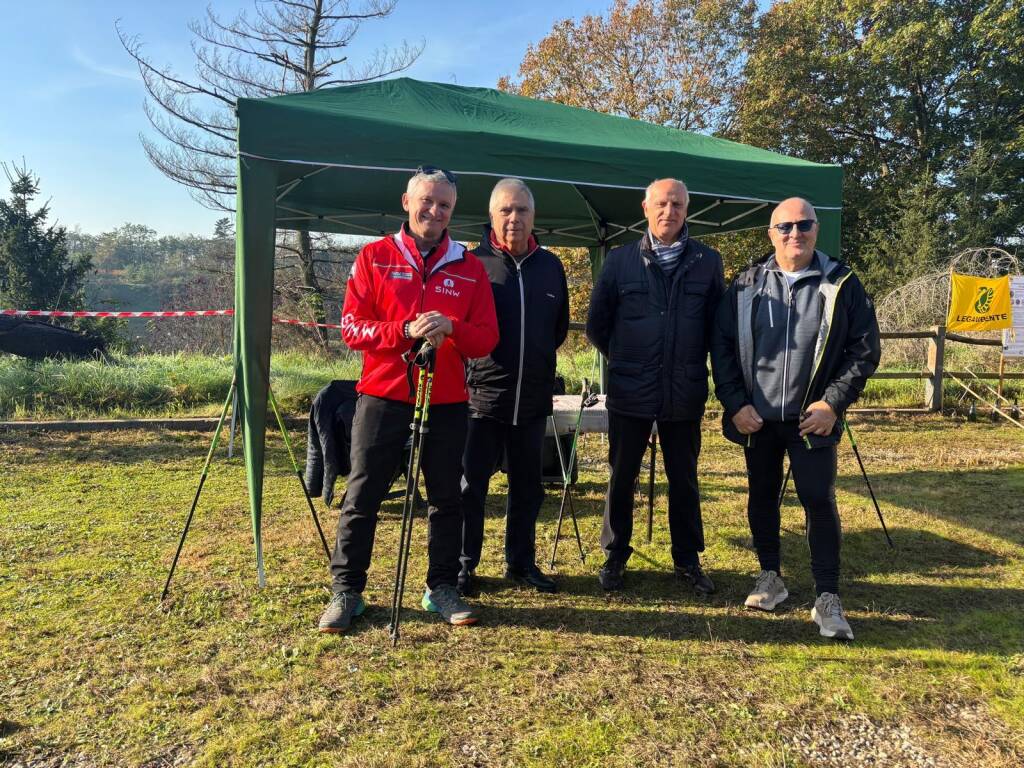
[505,565,557,593]
[457,569,477,597]
[675,563,716,595]
[598,559,626,591]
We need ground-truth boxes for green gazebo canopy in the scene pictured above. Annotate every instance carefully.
[233,77,843,583]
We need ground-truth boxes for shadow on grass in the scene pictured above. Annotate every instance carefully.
[473,575,1024,652]
[318,535,1024,653]
[833,468,1024,547]
[336,576,1024,652]
[0,719,26,763]
[2,430,302,473]
[724,527,1006,576]
[0,719,24,738]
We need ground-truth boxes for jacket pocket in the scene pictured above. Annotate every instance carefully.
[682,280,709,317]
[618,281,649,319]
[608,360,657,409]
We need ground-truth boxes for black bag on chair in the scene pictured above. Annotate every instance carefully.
[305,380,417,508]
[305,380,358,507]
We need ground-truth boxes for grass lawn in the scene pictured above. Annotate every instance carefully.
[4,349,1019,421]
[1,415,1022,766]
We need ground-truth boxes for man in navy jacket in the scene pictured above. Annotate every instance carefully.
[460,178,570,595]
[586,178,725,593]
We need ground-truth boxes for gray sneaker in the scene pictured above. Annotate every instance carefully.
[422,585,478,625]
[318,591,366,633]
[744,570,789,611]
[812,592,854,640]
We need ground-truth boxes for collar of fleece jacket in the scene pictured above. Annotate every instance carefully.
[486,226,537,260]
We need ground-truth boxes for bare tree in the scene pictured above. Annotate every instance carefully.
[119,0,422,334]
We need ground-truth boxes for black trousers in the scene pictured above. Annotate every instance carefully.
[601,412,704,567]
[329,394,467,593]
[743,421,841,595]
[460,415,547,573]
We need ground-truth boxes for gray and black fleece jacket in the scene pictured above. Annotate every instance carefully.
[466,227,570,425]
[710,250,881,448]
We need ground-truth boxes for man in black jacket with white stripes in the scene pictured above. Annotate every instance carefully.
[586,178,725,594]
[459,178,570,595]
[710,197,880,640]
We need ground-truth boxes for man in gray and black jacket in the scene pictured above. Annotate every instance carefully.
[587,178,725,594]
[459,178,570,596]
[710,197,880,640]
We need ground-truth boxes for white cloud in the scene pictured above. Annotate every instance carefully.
[70,45,141,83]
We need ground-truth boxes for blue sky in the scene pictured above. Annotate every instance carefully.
[0,0,612,236]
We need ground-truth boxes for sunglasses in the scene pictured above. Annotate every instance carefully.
[416,165,457,186]
[771,219,817,234]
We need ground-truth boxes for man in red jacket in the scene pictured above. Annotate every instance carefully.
[318,167,499,633]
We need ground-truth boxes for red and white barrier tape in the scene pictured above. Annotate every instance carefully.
[2,308,343,330]
[2,308,234,319]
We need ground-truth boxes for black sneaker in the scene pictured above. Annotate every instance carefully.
[318,591,366,633]
[457,569,477,597]
[675,563,716,595]
[505,565,557,593]
[598,559,626,591]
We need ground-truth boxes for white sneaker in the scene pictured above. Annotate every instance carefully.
[812,592,854,640]
[744,570,789,611]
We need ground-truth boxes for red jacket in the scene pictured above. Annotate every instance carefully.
[341,227,499,404]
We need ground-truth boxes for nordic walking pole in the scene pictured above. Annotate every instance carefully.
[266,384,332,562]
[565,473,587,565]
[389,342,435,646]
[389,363,427,645]
[550,378,593,568]
[161,378,236,602]
[778,464,791,510]
[844,420,894,549]
[646,433,657,544]
[550,414,586,564]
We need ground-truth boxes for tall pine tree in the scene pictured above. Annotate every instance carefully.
[0,163,91,312]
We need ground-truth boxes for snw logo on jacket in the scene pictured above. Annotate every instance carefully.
[341,229,499,405]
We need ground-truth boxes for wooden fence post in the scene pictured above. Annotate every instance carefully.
[925,325,946,411]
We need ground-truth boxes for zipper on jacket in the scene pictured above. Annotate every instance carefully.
[798,270,853,446]
[418,262,428,318]
[512,260,526,426]
[781,278,792,421]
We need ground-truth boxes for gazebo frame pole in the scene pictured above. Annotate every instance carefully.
[161,378,236,602]
[266,385,333,562]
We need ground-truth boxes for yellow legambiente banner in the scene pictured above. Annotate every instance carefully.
[946,273,1012,331]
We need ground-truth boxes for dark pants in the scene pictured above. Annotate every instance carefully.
[460,415,547,573]
[329,394,467,593]
[601,412,704,567]
[743,421,841,595]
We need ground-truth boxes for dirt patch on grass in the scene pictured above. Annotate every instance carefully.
[784,700,1024,768]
